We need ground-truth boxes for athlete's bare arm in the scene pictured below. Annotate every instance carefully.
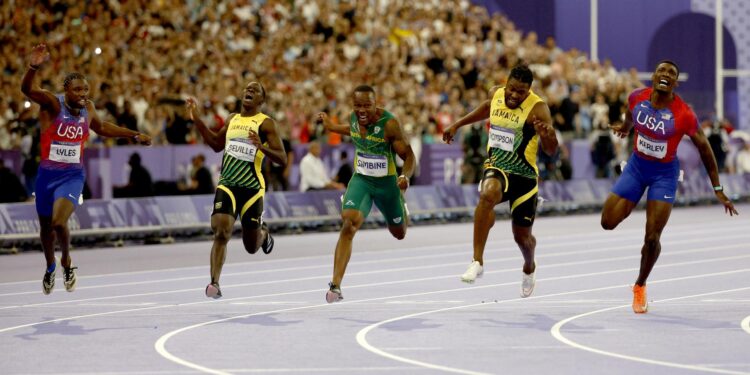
[385,118,416,190]
[186,97,229,152]
[442,100,491,144]
[87,101,151,145]
[317,112,351,135]
[529,102,558,156]
[252,118,288,167]
[610,108,634,138]
[20,44,59,119]
[689,129,738,216]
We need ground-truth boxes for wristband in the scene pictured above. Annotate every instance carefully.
[713,185,723,192]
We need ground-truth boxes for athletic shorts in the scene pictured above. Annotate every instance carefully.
[612,153,680,204]
[341,174,406,226]
[483,168,538,227]
[35,167,85,217]
[212,185,265,229]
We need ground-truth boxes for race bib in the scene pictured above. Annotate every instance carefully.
[637,135,667,159]
[488,125,515,152]
[355,152,388,177]
[226,138,257,162]
[49,141,81,163]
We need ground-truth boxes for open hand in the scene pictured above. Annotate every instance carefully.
[442,125,457,144]
[530,116,553,138]
[716,191,739,216]
[29,44,50,67]
[185,97,198,121]
[609,123,630,138]
[248,130,262,147]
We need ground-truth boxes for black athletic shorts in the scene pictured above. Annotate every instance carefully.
[483,168,538,227]
[212,185,264,229]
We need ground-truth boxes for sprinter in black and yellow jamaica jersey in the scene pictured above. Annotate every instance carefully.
[443,64,558,298]
[317,85,416,303]
[186,81,287,299]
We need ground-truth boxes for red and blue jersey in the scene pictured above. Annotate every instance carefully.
[628,88,698,163]
[40,95,90,170]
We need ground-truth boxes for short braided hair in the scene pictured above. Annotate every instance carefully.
[63,72,86,90]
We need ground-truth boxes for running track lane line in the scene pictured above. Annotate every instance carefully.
[550,288,750,375]
[354,275,750,375]
[1,219,740,287]
[2,241,747,310]
[154,268,750,375]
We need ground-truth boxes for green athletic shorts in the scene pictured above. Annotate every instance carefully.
[341,174,406,226]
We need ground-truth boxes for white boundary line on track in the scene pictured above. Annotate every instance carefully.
[153,268,750,375]
[354,278,750,375]
[550,288,750,375]
[1,219,743,286]
[1,239,748,310]
[2,224,745,299]
[741,315,750,336]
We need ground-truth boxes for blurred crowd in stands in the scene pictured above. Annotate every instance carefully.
[1,0,748,203]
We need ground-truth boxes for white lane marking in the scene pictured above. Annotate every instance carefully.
[2,219,742,287]
[356,272,750,375]
[154,266,750,375]
[741,315,750,336]
[3,229,746,304]
[1,240,747,311]
[550,287,750,375]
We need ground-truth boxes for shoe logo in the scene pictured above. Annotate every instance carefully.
[215,202,222,209]
[664,195,673,199]
[250,217,259,222]
[524,216,533,221]
[345,200,355,206]
[393,217,402,224]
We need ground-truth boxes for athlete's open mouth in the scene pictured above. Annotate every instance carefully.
[657,78,670,89]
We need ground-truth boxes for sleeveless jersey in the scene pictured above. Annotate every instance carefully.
[218,112,269,189]
[349,110,398,177]
[485,88,544,179]
[628,88,698,163]
[40,95,90,170]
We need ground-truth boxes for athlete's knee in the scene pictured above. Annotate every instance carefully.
[600,217,617,230]
[389,227,406,240]
[242,234,260,254]
[340,218,359,238]
[50,218,68,233]
[643,233,661,252]
[213,226,233,243]
[513,232,535,249]
[478,190,500,206]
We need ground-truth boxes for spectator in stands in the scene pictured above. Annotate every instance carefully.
[114,152,154,198]
[299,141,345,192]
[334,150,353,187]
[702,118,729,172]
[178,154,214,195]
[0,159,28,203]
[461,123,486,184]
[186,81,288,299]
[265,125,293,191]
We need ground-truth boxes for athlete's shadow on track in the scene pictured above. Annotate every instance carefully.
[14,318,152,341]
[474,314,604,332]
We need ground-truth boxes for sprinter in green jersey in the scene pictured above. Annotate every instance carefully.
[318,85,416,303]
[187,81,288,299]
[443,64,558,298]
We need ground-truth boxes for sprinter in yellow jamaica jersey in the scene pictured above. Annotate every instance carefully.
[317,85,416,303]
[186,81,288,299]
[443,64,558,298]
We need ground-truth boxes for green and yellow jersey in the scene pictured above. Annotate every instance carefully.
[485,88,545,179]
[218,113,269,189]
[349,110,398,177]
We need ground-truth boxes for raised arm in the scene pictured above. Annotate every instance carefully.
[529,102,558,156]
[317,112,351,135]
[442,99,491,144]
[87,101,152,144]
[386,118,416,191]
[251,118,288,167]
[20,44,58,112]
[689,129,738,216]
[186,97,228,152]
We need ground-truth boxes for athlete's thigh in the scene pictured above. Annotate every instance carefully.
[342,174,374,218]
[51,197,76,226]
[611,157,647,205]
[601,193,637,225]
[645,168,679,204]
[239,192,264,230]
[480,168,506,204]
[371,176,407,227]
[506,174,538,227]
